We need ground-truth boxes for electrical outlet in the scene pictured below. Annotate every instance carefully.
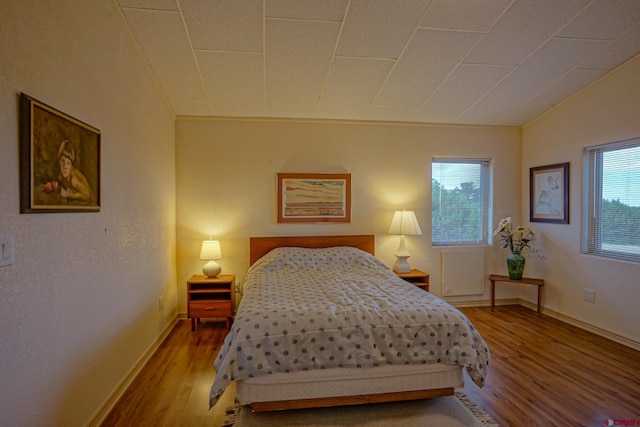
[582,289,596,303]
[158,295,164,311]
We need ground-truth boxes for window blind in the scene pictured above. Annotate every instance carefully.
[584,138,640,263]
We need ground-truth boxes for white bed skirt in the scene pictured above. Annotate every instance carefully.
[235,363,464,404]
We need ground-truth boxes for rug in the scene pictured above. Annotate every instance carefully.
[221,392,498,426]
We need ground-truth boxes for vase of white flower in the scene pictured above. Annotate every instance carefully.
[494,217,535,280]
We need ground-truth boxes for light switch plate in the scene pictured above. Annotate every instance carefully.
[582,288,595,303]
[0,237,13,267]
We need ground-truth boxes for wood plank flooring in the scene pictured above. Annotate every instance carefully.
[461,306,640,427]
[101,306,640,427]
[101,319,234,427]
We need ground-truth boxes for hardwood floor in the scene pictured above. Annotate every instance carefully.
[101,319,234,427]
[101,306,640,427]
[461,306,640,427]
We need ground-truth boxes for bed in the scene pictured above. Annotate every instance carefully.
[209,235,489,412]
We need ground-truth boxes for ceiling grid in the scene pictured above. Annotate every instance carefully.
[117,0,640,126]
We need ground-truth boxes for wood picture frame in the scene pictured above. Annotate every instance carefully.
[530,162,569,224]
[19,93,101,213]
[277,173,351,223]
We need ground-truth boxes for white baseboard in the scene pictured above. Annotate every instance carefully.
[87,315,179,427]
[449,298,519,308]
[450,298,640,352]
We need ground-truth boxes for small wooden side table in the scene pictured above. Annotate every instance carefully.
[187,274,235,331]
[395,269,430,292]
[489,274,544,314]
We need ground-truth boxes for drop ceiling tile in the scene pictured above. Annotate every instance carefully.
[336,0,431,59]
[578,23,640,70]
[420,0,512,31]
[181,0,262,52]
[266,0,348,21]
[118,0,177,11]
[265,102,321,119]
[266,19,340,103]
[170,98,213,116]
[197,51,264,116]
[419,64,513,123]
[318,57,394,116]
[459,38,608,124]
[558,0,640,41]
[499,68,607,125]
[464,0,589,65]
[122,9,205,99]
[374,28,481,107]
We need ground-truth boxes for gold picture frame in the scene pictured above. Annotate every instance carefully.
[19,93,101,213]
[277,173,351,223]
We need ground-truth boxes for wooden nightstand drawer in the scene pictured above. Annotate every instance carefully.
[189,301,232,318]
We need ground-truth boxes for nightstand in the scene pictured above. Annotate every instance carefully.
[187,274,235,331]
[395,269,430,292]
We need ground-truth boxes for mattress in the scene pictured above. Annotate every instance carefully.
[235,363,464,404]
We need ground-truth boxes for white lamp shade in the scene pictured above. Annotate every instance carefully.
[200,240,222,260]
[200,240,222,277]
[388,210,422,236]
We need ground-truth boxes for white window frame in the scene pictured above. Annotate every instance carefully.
[431,157,492,246]
[582,137,640,263]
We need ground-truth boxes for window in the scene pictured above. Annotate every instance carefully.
[583,138,640,263]
[432,158,491,246]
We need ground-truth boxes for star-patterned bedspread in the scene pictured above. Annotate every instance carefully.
[209,246,490,408]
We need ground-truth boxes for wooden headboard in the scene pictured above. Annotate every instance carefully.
[249,235,375,265]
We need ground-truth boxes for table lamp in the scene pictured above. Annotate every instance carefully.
[388,210,422,273]
[200,239,222,278]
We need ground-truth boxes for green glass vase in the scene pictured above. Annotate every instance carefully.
[507,251,526,280]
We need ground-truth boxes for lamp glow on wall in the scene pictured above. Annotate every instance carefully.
[200,239,222,278]
[388,210,422,273]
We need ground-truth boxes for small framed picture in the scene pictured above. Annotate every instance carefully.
[277,173,351,223]
[530,162,569,224]
[19,93,101,213]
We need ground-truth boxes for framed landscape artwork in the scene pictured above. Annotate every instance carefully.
[19,93,101,213]
[277,173,351,223]
[530,162,569,224]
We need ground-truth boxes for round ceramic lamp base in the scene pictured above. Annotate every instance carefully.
[393,255,412,273]
[203,260,221,278]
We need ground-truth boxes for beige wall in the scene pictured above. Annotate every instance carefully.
[0,1,176,426]
[175,118,522,310]
[522,53,640,344]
